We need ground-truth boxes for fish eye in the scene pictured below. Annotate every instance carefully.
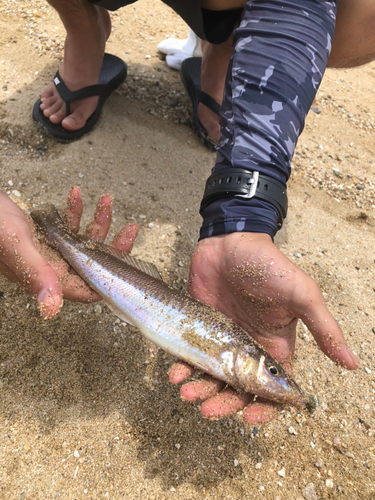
[268,365,279,376]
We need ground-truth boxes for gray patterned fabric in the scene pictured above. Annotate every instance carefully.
[200,0,338,239]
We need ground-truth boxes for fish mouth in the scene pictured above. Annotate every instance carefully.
[281,376,309,409]
[257,384,308,409]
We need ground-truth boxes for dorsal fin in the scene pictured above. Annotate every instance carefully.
[89,241,163,280]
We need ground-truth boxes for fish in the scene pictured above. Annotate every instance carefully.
[31,205,308,409]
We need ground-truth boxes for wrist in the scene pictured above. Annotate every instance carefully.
[200,168,288,226]
[199,197,280,241]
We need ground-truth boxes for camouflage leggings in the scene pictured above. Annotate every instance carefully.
[200,0,338,239]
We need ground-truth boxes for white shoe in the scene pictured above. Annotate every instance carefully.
[157,29,202,70]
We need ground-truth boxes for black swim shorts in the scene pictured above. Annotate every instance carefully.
[88,0,241,44]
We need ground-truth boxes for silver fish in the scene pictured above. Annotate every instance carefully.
[31,206,307,409]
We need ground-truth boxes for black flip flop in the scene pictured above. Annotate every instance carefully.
[180,57,221,151]
[33,53,127,141]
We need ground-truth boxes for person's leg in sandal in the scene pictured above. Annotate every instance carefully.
[38,0,111,132]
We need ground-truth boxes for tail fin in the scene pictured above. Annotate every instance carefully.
[31,205,71,248]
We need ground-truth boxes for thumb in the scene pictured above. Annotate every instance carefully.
[295,279,358,370]
[20,248,63,319]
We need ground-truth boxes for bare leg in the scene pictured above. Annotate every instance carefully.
[39,0,111,131]
[329,0,375,68]
[198,38,233,143]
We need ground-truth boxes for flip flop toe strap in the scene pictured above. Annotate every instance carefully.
[196,89,221,116]
[53,71,108,116]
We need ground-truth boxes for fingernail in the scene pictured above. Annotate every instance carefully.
[347,348,359,369]
[37,288,63,319]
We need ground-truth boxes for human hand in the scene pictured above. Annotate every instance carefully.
[0,188,138,319]
[169,232,358,424]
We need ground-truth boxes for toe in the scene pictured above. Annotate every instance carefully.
[43,100,65,119]
[40,94,59,110]
[40,82,57,101]
[61,113,86,130]
[61,96,98,130]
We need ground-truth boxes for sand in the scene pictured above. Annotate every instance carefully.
[0,1,374,498]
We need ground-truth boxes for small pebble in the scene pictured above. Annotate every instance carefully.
[326,479,334,488]
[234,459,239,467]
[288,426,298,435]
[311,106,321,114]
[12,190,21,197]
[255,462,262,469]
[333,437,342,448]
[277,467,286,478]
[175,443,181,449]
[364,367,371,374]
[73,450,80,458]
[94,305,102,314]
[302,483,318,500]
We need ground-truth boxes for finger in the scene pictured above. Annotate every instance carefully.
[11,246,63,319]
[302,304,358,369]
[85,194,113,241]
[60,273,101,302]
[200,387,254,419]
[242,398,279,425]
[64,186,83,233]
[294,279,358,369]
[180,377,226,402]
[111,223,139,254]
[168,361,195,384]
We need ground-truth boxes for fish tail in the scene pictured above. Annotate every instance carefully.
[31,205,70,247]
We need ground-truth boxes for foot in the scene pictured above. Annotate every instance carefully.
[198,39,233,142]
[39,3,111,131]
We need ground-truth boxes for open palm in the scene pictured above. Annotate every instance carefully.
[169,232,358,424]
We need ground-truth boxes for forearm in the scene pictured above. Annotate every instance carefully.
[200,0,338,239]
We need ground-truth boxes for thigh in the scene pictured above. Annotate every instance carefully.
[330,0,375,67]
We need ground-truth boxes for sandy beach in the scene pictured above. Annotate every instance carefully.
[1,1,374,498]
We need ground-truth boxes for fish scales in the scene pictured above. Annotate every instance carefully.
[31,206,307,408]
